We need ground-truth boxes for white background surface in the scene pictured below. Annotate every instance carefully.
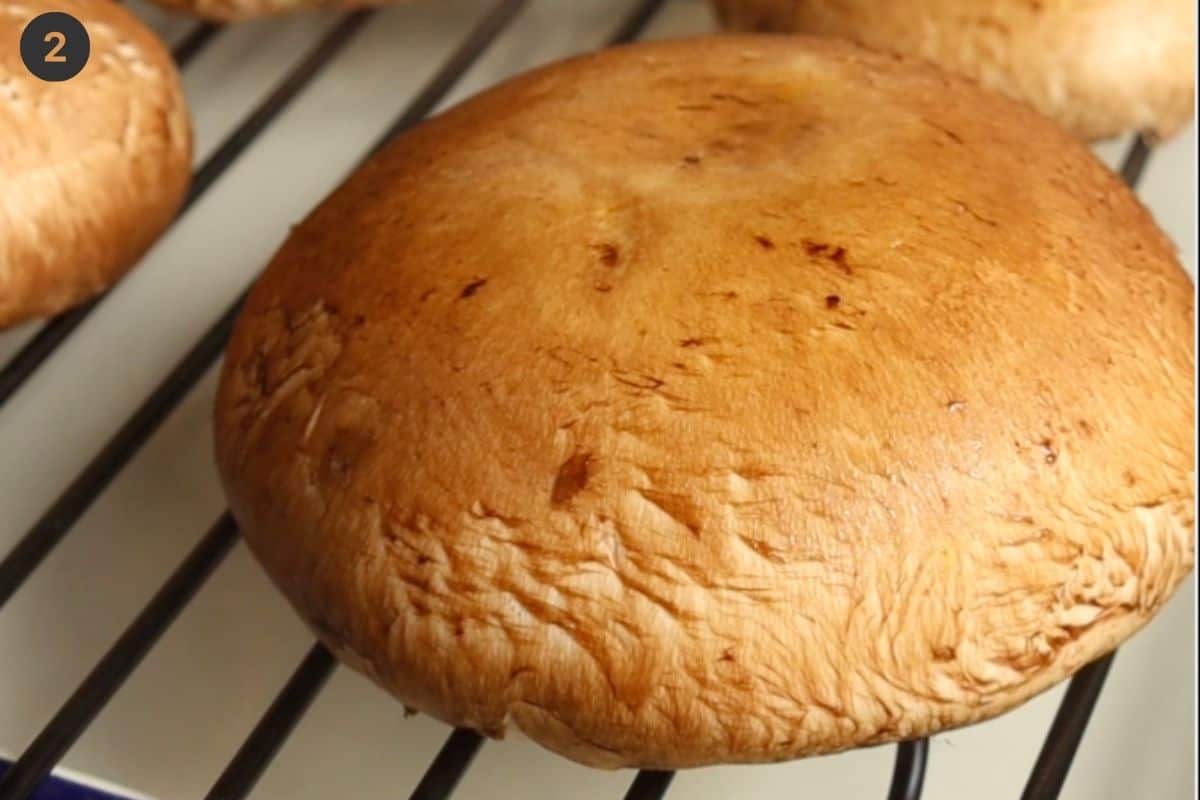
[0,1,1195,798]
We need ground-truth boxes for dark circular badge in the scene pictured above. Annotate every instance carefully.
[20,12,90,82]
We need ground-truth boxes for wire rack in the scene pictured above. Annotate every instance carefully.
[0,1,1180,798]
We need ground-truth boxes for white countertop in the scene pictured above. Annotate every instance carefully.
[1,1,1195,798]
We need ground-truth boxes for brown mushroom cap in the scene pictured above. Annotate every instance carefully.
[215,36,1195,768]
[1,0,191,329]
[711,0,1196,141]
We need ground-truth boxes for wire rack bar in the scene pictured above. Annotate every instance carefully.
[408,730,486,800]
[171,22,222,66]
[204,644,337,800]
[0,307,86,408]
[1119,136,1152,187]
[364,0,530,155]
[0,514,239,800]
[606,0,667,45]
[887,739,928,800]
[623,769,675,800]
[1020,654,1116,800]
[0,11,377,611]
[0,12,366,411]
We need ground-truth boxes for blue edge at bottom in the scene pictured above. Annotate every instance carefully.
[0,759,138,800]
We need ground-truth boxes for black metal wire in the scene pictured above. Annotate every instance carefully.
[606,0,667,47]
[1119,135,1152,187]
[0,12,367,412]
[362,0,529,157]
[1020,654,1116,800]
[408,730,486,800]
[172,22,222,66]
[887,739,929,800]
[205,644,337,800]
[0,11,375,612]
[0,514,239,800]
[623,770,675,800]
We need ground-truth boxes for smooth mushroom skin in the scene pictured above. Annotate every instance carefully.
[0,0,192,329]
[214,36,1195,769]
[711,0,1196,141]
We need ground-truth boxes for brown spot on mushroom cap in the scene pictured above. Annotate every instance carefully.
[594,243,620,266]
[459,278,488,298]
[551,452,591,506]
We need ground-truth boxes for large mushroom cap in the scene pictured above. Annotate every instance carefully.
[215,36,1195,768]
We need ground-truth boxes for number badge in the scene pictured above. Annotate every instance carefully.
[20,11,90,82]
